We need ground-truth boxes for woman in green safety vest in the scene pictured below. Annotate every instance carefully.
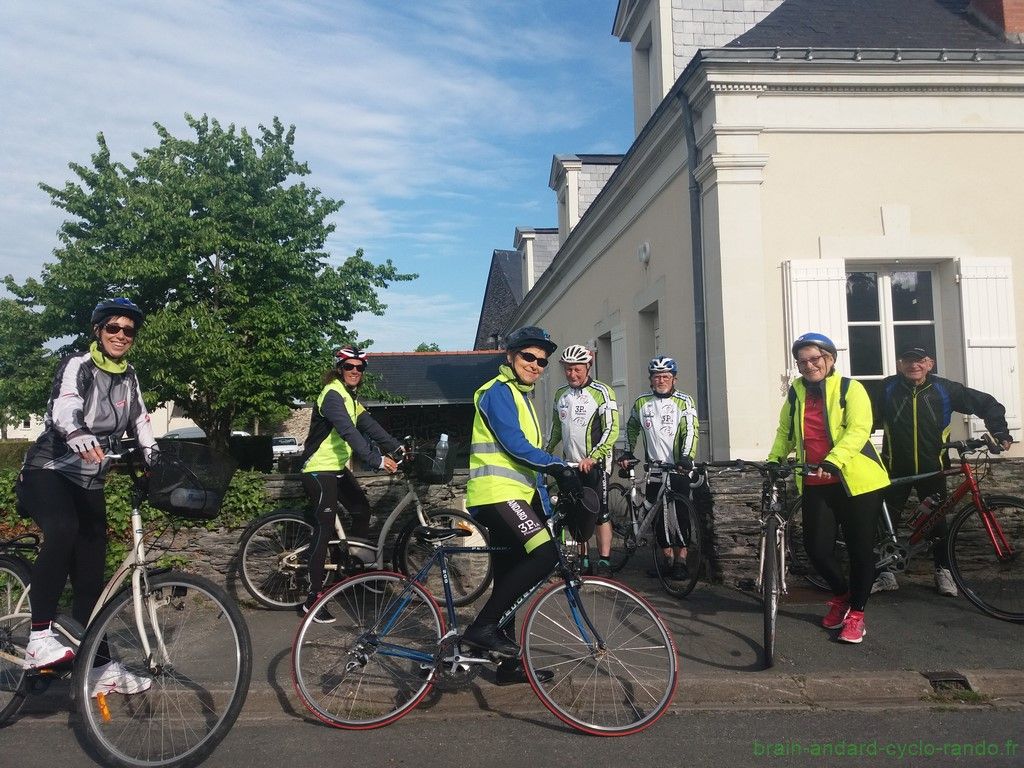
[462,326,578,686]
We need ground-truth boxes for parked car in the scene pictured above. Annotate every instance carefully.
[272,436,302,456]
[162,428,251,440]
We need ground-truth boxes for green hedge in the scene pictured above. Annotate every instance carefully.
[0,467,274,576]
[0,441,30,470]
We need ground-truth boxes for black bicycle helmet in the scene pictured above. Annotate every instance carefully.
[791,332,837,359]
[91,298,144,329]
[504,326,557,355]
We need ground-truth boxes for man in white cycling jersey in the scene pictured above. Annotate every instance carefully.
[545,344,619,576]
[619,356,700,580]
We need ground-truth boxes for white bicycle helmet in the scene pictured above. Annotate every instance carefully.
[335,346,369,366]
[560,344,593,365]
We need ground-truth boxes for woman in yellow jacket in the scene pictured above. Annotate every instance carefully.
[768,333,889,644]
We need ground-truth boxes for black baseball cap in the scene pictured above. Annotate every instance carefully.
[898,346,932,360]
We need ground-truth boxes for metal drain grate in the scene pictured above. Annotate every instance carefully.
[922,670,973,693]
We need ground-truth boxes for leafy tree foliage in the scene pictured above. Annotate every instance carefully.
[0,299,55,439]
[415,342,441,352]
[5,115,414,448]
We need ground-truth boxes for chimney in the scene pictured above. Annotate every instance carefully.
[970,0,1024,42]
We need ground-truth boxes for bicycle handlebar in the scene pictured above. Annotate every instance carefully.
[942,435,1002,456]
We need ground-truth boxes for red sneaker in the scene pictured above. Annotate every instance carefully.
[821,595,850,629]
[838,610,866,644]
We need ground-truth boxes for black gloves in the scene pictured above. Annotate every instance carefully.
[676,456,694,471]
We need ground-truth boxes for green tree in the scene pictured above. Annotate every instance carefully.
[415,342,441,352]
[0,299,55,439]
[5,115,414,450]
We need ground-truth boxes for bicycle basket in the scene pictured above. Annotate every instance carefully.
[410,445,457,484]
[147,440,238,520]
[558,486,601,542]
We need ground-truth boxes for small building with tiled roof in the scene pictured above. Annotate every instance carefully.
[506,0,1024,459]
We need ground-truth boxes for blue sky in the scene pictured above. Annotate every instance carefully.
[1,0,633,351]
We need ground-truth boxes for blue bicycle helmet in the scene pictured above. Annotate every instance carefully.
[791,332,837,359]
[91,298,144,329]
[504,326,557,355]
[648,356,678,375]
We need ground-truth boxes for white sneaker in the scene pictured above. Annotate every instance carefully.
[90,661,153,697]
[935,567,959,597]
[23,630,75,669]
[870,571,899,594]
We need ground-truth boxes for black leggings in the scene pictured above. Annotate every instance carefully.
[17,469,107,628]
[801,484,881,612]
[301,470,371,596]
[471,497,559,632]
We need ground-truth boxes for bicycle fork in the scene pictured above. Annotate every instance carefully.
[756,513,788,596]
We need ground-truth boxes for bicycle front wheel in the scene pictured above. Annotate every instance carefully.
[522,576,677,736]
[292,572,443,729]
[0,555,31,726]
[239,510,313,609]
[396,509,492,606]
[73,572,252,768]
[606,483,636,573]
[653,495,702,598]
[761,517,780,669]
[948,496,1024,622]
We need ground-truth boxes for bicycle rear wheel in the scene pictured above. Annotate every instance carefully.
[74,572,252,768]
[606,483,636,573]
[761,517,780,669]
[653,495,702,598]
[522,576,677,735]
[948,496,1024,622]
[239,510,313,609]
[396,509,492,606]
[292,572,443,729]
[0,555,31,726]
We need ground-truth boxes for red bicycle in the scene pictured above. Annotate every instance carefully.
[789,437,1024,623]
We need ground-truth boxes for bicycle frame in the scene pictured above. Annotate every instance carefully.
[756,471,791,596]
[619,462,690,547]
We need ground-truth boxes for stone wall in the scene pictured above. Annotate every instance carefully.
[158,459,1024,598]
[670,0,785,77]
[579,163,618,218]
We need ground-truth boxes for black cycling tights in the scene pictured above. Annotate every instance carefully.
[472,498,559,632]
[301,470,371,596]
[18,469,107,628]
[801,484,881,612]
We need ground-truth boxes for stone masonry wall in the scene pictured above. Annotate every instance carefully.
[579,164,618,219]
[160,459,1024,599]
[671,0,784,78]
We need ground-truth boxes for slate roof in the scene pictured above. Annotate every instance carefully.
[473,249,523,350]
[730,0,1023,50]
[363,351,506,406]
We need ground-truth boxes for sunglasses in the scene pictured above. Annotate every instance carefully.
[102,323,137,338]
[341,363,366,372]
[517,351,549,368]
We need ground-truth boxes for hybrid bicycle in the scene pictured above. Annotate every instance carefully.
[0,442,252,768]
[789,437,1024,623]
[238,438,492,609]
[606,458,710,598]
[291,487,678,736]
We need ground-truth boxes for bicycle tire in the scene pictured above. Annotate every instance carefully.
[239,509,315,609]
[606,483,637,573]
[73,572,252,768]
[652,494,702,598]
[947,496,1024,623]
[762,516,779,669]
[522,576,677,735]
[292,572,443,729]
[395,509,492,607]
[0,555,32,726]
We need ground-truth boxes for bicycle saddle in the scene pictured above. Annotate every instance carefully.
[411,526,473,543]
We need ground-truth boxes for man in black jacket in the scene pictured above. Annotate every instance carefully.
[871,346,1013,597]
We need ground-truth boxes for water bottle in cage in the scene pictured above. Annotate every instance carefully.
[435,433,449,465]
[169,487,209,510]
[908,493,941,530]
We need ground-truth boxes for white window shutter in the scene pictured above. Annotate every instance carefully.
[610,326,628,430]
[957,258,1021,438]
[783,260,850,376]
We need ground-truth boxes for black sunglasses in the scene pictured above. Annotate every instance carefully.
[341,363,366,372]
[102,323,137,338]
[517,351,549,368]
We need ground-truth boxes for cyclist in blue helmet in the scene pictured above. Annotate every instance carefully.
[768,332,889,644]
[16,298,157,695]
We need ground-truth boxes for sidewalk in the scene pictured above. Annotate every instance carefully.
[17,575,1024,722]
